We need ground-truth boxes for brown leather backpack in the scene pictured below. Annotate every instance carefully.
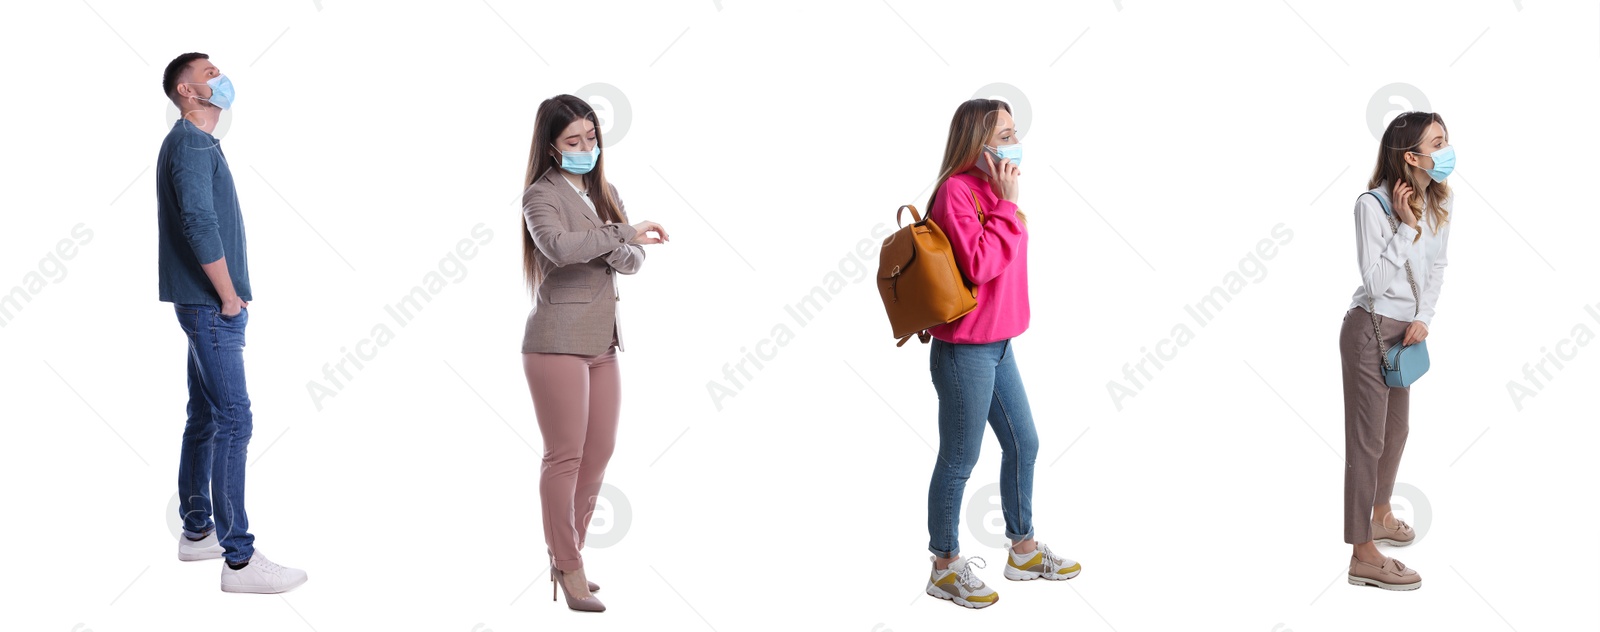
[876,189,983,346]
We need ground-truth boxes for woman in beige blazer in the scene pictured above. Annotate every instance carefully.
[521,94,667,613]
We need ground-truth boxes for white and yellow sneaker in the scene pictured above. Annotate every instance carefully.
[1003,542,1080,581]
[926,556,999,609]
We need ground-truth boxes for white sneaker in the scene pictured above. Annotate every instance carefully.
[926,556,999,609]
[1003,542,1081,581]
[178,531,225,562]
[220,551,308,594]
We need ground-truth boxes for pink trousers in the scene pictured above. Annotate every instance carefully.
[524,348,621,572]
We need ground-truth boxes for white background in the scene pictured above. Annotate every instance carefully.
[2,1,1596,630]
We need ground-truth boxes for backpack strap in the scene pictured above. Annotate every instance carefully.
[896,331,932,347]
[896,204,924,228]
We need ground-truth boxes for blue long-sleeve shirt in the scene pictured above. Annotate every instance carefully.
[156,118,250,305]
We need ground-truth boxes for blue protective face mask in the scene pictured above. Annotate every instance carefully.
[553,144,600,175]
[1412,145,1454,182]
[196,74,235,110]
[975,142,1023,176]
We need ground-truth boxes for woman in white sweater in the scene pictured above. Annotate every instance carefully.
[1340,111,1453,591]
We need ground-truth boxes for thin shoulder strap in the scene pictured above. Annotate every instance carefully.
[1362,188,1421,371]
[1362,190,1392,218]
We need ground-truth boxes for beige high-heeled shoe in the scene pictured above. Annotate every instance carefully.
[552,566,605,612]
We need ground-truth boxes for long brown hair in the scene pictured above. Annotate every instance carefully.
[521,94,628,290]
[1369,111,1450,235]
[927,99,1027,225]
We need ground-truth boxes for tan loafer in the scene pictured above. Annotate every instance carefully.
[1348,555,1421,591]
[1371,519,1415,546]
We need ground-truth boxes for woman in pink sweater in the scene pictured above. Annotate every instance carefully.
[921,100,1081,610]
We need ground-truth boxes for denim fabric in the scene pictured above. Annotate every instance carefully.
[926,338,1039,558]
[174,303,255,564]
[156,118,250,306]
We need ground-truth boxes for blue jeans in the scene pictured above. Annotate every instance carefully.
[174,303,255,564]
[927,338,1038,558]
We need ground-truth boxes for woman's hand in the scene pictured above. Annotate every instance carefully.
[630,220,669,245]
[983,152,1021,203]
[1391,180,1419,229]
[1403,320,1429,346]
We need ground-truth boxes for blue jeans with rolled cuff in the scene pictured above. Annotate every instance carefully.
[926,338,1039,558]
[173,303,256,565]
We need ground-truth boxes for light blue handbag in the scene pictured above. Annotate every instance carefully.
[1363,191,1430,388]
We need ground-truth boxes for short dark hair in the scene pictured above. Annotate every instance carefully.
[162,52,209,106]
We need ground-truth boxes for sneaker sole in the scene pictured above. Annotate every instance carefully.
[925,585,998,609]
[179,549,224,562]
[1373,537,1414,547]
[1347,574,1420,591]
[1004,566,1081,581]
[222,575,308,594]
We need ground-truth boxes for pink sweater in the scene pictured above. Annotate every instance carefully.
[927,171,1029,344]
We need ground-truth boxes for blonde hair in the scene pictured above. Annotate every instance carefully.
[927,99,1027,225]
[1369,111,1451,236]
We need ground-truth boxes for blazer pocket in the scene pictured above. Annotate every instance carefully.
[549,284,596,304]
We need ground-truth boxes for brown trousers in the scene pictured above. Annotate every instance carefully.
[1339,306,1411,544]
[524,348,621,571]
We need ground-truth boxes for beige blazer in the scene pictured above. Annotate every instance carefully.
[521,168,645,356]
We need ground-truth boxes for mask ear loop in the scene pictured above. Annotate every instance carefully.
[550,144,577,174]
[181,82,207,104]
[1404,146,1432,171]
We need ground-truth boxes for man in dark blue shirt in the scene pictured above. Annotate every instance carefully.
[157,51,306,594]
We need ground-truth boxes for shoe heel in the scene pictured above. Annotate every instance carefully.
[552,572,558,602]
